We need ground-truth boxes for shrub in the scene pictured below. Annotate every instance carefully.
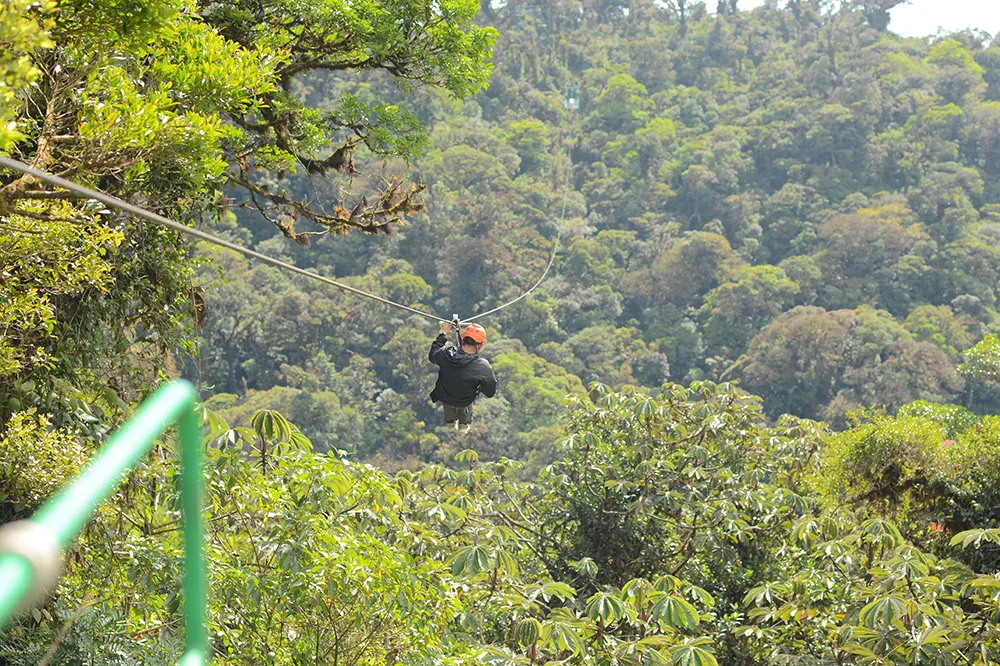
[819,409,944,509]
[0,410,87,518]
[820,406,1000,571]
[898,400,980,438]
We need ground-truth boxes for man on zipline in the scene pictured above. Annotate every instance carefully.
[429,322,497,432]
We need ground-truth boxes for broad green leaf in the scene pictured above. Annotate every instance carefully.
[859,596,907,628]
[949,528,1000,548]
[652,595,700,628]
[571,557,599,578]
[841,643,879,658]
[860,518,904,549]
[454,448,480,463]
[669,642,718,666]
[653,575,684,592]
[540,621,586,655]
[585,591,626,625]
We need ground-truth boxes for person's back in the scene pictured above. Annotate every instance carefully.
[429,323,497,429]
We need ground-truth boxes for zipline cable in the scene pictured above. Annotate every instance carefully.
[463,133,572,324]
[0,156,452,324]
[462,206,563,324]
[0,156,566,328]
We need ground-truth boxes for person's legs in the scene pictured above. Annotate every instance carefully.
[457,404,474,425]
[443,404,459,425]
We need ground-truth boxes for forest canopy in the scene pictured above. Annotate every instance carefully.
[3,0,1000,664]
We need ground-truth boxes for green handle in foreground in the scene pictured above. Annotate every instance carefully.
[0,380,209,665]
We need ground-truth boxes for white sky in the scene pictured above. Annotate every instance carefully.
[735,0,1000,37]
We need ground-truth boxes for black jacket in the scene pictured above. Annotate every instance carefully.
[428,334,497,407]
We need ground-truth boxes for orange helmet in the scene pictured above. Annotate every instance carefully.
[462,323,487,344]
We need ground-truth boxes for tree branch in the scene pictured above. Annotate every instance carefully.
[228,169,425,239]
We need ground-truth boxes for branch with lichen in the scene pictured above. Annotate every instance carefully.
[228,165,425,245]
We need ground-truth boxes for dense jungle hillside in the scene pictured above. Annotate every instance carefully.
[193,0,1000,463]
[4,0,1000,664]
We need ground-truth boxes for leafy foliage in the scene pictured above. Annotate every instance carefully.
[0,0,54,149]
[7,1,1000,664]
[959,333,1000,382]
[175,0,1000,445]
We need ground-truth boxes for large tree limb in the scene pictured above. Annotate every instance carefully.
[228,169,425,241]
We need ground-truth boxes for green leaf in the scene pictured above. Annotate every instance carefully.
[743,584,776,607]
[841,643,879,658]
[571,557,599,578]
[454,448,479,463]
[449,545,491,576]
[914,624,951,646]
[250,409,292,442]
[585,591,626,625]
[540,620,586,655]
[423,501,467,523]
[288,425,313,451]
[669,641,718,666]
[859,596,907,628]
[634,398,657,420]
[685,585,715,609]
[538,581,576,602]
[949,528,1000,548]
[448,545,516,576]
[514,618,541,646]
[652,594,700,628]
[622,577,654,608]
[653,574,684,592]
[860,518,904,549]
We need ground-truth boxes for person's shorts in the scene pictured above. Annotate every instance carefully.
[444,403,474,425]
